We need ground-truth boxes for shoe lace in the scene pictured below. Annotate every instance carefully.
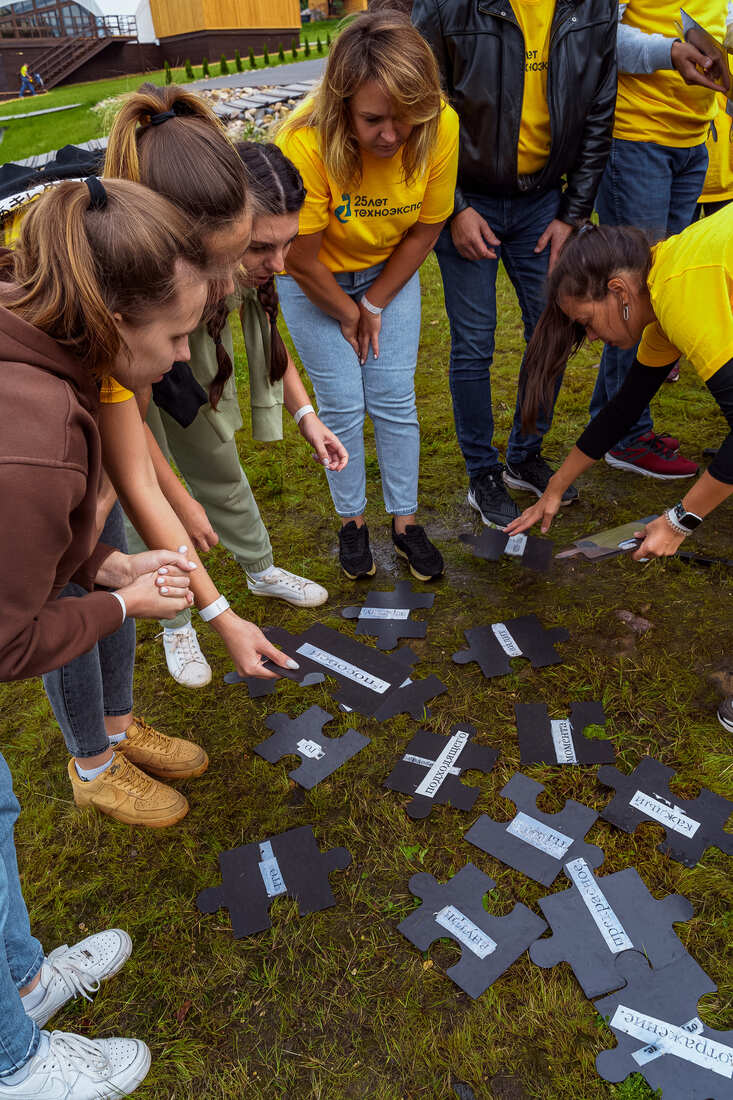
[108,755,156,798]
[399,524,432,552]
[259,568,309,593]
[41,945,101,1004]
[128,717,173,757]
[158,628,206,670]
[341,524,365,551]
[47,1031,110,1079]
[517,454,552,481]
[645,432,675,456]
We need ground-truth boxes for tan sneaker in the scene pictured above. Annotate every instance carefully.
[68,755,189,828]
[115,717,208,780]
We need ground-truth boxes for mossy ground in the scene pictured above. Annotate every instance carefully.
[2,254,732,1099]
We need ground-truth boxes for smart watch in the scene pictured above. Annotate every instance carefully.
[664,502,703,535]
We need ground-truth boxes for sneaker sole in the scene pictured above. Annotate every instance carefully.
[394,544,444,582]
[502,471,578,506]
[247,588,329,608]
[72,793,190,828]
[604,454,698,480]
[467,489,516,529]
[341,561,376,580]
[717,711,733,734]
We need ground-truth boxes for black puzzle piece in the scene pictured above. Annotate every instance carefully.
[460,529,553,573]
[254,705,369,789]
[530,861,694,997]
[598,756,733,867]
[384,723,498,819]
[397,863,547,999]
[223,668,325,696]
[452,614,570,679]
[341,580,435,650]
[516,700,615,767]
[196,825,351,938]
[464,772,604,886]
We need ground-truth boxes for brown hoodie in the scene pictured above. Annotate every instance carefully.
[0,301,124,681]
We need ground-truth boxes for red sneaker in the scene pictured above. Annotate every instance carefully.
[656,429,680,452]
[605,431,699,480]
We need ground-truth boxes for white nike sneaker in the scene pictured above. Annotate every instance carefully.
[24,930,133,1028]
[0,1031,150,1098]
[161,623,212,688]
[246,565,328,608]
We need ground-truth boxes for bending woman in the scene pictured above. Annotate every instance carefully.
[506,209,733,557]
[277,11,458,582]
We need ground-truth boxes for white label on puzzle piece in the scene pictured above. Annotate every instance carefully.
[491,622,523,657]
[506,811,574,859]
[628,790,701,837]
[414,729,470,798]
[611,1005,733,1079]
[296,643,391,694]
[435,904,497,959]
[565,858,633,954]
[357,607,411,620]
[403,753,461,775]
[258,841,287,898]
[550,719,578,764]
[504,533,528,557]
[296,739,325,761]
[633,1018,703,1067]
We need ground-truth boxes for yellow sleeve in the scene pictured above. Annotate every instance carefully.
[278,125,331,237]
[646,266,733,380]
[99,376,134,404]
[637,321,681,369]
[418,103,460,224]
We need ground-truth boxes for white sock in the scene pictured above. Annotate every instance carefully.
[20,976,46,1010]
[247,565,277,581]
[0,1033,50,1085]
[107,730,128,746]
[74,753,116,782]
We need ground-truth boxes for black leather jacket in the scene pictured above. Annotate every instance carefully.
[413,0,617,223]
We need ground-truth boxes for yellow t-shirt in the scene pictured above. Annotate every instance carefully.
[99,377,134,403]
[637,201,733,379]
[700,96,733,201]
[277,101,459,272]
[614,0,726,147]
[513,0,554,175]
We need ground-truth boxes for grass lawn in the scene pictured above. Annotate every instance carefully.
[0,19,338,165]
[1,251,732,1098]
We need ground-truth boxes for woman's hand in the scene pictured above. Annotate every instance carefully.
[176,496,219,553]
[213,612,301,680]
[298,413,349,472]
[95,547,197,589]
[339,301,362,361]
[504,490,564,535]
[357,302,382,363]
[116,569,194,620]
[631,516,687,560]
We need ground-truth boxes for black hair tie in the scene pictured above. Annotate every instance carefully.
[85,176,107,211]
[149,109,176,126]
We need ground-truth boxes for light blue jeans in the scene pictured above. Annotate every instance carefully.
[0,753,42,1077]
[277,264,421,518]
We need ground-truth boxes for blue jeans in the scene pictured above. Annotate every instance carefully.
[0,753,42,1077]
[591,138,709,447]
[42,503,135,760]
[277,264,421,517]
[434,187,563,478]
[18,77,35,97]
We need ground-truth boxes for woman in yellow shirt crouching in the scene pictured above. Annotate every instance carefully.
[276,11,458,582]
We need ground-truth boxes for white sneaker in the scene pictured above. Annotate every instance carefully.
[0,1031,150,1098]
[24,930,133,1028]
[246,566,328,608]
[161,624,212,688]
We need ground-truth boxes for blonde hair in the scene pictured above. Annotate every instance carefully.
[278,11,443,190]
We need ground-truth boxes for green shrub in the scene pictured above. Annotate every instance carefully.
[304,37,311,56]
[263,43,269,65]
[316,35,323,53]
[248,47,256,69]
[291,37,298,59]
[278,42,285,61]
[219,53,229,74]
[326,31,331,47]
[163,59,172,84]
[184,57,195,80]
[202,56,210,76]
[234,48,243,72]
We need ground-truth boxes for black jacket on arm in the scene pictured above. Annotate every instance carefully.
[412,0,617,223]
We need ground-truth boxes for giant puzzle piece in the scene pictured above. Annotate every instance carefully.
[594,952,733,1100]
[223,668,324,697]
[598,756,733,867]
[464,772,604,886]
[460,529,553,573]
[556,516,659,561]
[383,724,498,819]
[529,860,693,997]
[341,580,435,650]
[452,615,569,680]
[254,705,369,789]
[397,863,547,999]
[196,825,351,938]
[516,700,615,767]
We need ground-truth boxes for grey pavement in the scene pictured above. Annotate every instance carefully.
[183,57,325,92]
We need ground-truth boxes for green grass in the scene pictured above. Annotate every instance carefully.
[1,253,732,1098]
[0,19,339,165]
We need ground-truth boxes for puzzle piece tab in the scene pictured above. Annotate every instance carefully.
[594,952,733,1100]
[223,668,324,696]
[452,615,569,680]
[341,580,435,650]
[516,701,615,767]
[196,825,351,938]
[530,860,693,997]
[460,529,553,573]
[598,756,733,867]
[384,724,498,819]
[464,772,604,886]
[397,863,547,999]
[254,705,369,789]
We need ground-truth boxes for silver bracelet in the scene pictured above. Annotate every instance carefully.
[199,594,231,622]
[293,403,315,426]
[360,294,383,315]
[663,509,689,537]
[111,591,127,623]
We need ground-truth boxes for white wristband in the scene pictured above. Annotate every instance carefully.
[111,591,127,623]
[294,403,315,426]
[199,594,231,622]
[360,294,383,315]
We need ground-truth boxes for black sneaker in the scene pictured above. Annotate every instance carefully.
[391,520,444,581]
[467,467,520,527]
[503,455,579,505]
[338,521,376,580]
[717,697,733,734]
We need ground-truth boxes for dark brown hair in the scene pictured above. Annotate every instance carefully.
[0,178,204,374]
[521,223,653,431]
